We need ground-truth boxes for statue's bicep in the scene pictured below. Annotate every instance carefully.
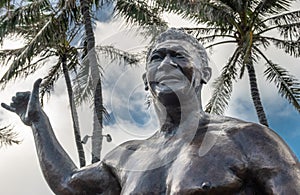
[66,163,120,194]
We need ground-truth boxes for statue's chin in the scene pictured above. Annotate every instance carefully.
[152,83,187,107]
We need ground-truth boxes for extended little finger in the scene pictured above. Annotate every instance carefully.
[1,103,16,112]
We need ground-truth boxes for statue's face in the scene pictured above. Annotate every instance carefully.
[146,40,208,105]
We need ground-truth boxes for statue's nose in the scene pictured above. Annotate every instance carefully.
[157,55,178,71]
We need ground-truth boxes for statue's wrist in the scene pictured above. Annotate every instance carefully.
[28,110,46,124]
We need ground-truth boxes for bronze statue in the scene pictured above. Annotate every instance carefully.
[2,29,300,194]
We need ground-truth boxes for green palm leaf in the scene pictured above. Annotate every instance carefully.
[263,10,300,25]
[0,126,21,148]
[155,0,237,28]
[263,36,300,57]
[0,0,52,43]
[40,60,62,103]
[183,27,235,45]
[255,47,300,112]
[258,10,300,39]
[0,11,68,86]
[73,45,140,106]
[115,0,166,26]
[205,47,241,114]
[254,0,292,16]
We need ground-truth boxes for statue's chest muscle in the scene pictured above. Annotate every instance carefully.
[166,144,246,194]
[119,145,246,194]
[120,165,168,194]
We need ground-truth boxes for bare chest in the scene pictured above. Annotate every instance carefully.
[117,141,247,195]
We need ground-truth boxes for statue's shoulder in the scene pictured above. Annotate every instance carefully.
[207,114,298,161]
[103,139,145,164]
[207,114,266,132]
[206,114,280,142]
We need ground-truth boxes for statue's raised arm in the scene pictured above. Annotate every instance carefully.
[1,79,120,194]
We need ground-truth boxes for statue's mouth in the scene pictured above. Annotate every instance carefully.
[155,71,183,83]
[149,80,185,95]
[149,81,170,89]
[158,78,181,85]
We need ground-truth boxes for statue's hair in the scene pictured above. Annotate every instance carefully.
[147,28,208,67]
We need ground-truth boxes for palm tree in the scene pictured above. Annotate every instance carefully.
[154,0,300,126]
[0,0,87,166]
[60,40,87,167]
[77,0,167,162]
[0,126,21,148]
[0,0,166,163]
[79,0,104,163]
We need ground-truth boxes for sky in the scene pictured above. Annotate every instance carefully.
[0,3,300,195]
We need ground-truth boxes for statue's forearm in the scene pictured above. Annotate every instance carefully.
[31,110,77,193]
[29,110,120,194]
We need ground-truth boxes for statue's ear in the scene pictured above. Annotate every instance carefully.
[201,67,212,84]
[142,73,149,91]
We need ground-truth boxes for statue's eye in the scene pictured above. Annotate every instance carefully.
[150,54,163,62]
[174,53,185,59]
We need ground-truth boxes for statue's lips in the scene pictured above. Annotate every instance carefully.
[150,71,186,92]
[154,72,183,83]
[159,79,181,85]
[150,78,182,89]
[149,79,185,93]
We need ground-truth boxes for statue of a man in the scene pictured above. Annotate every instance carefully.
[2,29,300,194]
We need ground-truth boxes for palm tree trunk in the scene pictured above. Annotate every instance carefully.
[80,0,103,163]
[91,80,103,163]
[246,61,269,127]
[61,54,86,167]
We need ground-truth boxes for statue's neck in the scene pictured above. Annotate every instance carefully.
[154,98,204,134]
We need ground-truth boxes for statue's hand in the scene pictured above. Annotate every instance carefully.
[1,79,42,126]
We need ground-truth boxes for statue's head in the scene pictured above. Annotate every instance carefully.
[143,28,211,106]
[146,28,208,67]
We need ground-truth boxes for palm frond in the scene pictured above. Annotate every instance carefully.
[255,35,271,49]
[260,22,300,42]
[262,36,300,57]
[115,0,167,27]
[201,35,235,45]
[0,0,52,43]
[74,45,141,106]
[205,47,241,114]
[94,0,109,8]
[217,0,246,13]
[254,47,300,113]
[0,126,21,147]
[184,27,235,36]
[205,40,237,49]
[61,0,81,24]
[0,47,23,66]
[0,11,68,86]
[262,10,300,25]
[67,46,81,71]
[0,0,11,9]
[95,45,140,66]
[183,27,235,45]
[258,10,300,40]
[254,0,293,17]
[276,22,300,41]
[40,60,62,103]
[73,61,94,106]
[154,0,237,28]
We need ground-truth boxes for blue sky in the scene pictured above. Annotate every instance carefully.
[267,101,300,158]
[0,3,299,195]
[227,93,300,159]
